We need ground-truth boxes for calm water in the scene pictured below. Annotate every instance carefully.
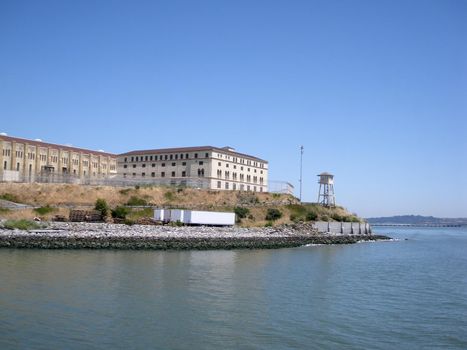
[1,227,466,350]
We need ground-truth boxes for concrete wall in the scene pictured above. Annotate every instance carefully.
[312,221,372,235]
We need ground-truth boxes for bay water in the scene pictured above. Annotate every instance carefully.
[1,227,466,349]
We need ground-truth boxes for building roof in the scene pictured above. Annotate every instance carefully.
[0,135,116,157]
[318,172,334,176]
[119,146,268,163]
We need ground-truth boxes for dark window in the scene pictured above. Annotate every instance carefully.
[182,171,186,177]
[165,155,168,160]
[135,156,139,162]
[175,154,178,160]
[123,165,127,168]
[171,171,175,177]
[172,162,176,166]
[218,162,221,166]
[151,172,155,177]
[182,162,186,166]
[132,173,136,177]
[186,153,189,159]
[161,163,165,167]
[150,156,153,161]
[199,161,203,165]
[142,173,145,177]
[161,172,165,177]
[217,181,221,189]
[131,157,134,162]
[170,154,173,160]
[180,154,184,159]
[142,164,146,168]
[133,164,136,168]
[124,157,127,162]
[205,153,208,158]
[145,156,148,161]
[152,164,155,167]
[194,153,198,159]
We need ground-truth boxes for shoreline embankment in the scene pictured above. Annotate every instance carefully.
[0,222,391,250]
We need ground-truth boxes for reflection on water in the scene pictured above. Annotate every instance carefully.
[1,227,467,349]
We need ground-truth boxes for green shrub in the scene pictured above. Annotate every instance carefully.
[264,221,273,227]
[265,208,282,221]
[234,207,250,219]
[321,215,330,222]
[119,188,132,195]
[290,214,301,222]
[112,206,130,219]
[331,213,344,222]
[0,207,11,214]
[305,211,318,221]
[124,219,135,226]
[2,219,43,230]
[95,198,110,217]
[127,208,153,220]
[126,196,148,206]
[134,185,140,190]
[34,205,55,216]
[164,191,175,201]
[0,193,20,202]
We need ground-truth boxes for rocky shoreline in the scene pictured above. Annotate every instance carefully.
[0,222,391,250]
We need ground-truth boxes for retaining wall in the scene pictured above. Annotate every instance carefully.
[312,221,372,235]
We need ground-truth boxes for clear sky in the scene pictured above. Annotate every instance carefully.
[1,0,466,217]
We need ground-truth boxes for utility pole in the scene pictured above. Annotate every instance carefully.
[299,145,304,202]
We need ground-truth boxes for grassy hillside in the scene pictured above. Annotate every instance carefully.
[0,183,363,226]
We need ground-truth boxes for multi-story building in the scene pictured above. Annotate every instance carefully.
[0,134,117,182]
[118,146,268,192]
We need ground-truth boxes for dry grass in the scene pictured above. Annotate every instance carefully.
[0,183,359,226]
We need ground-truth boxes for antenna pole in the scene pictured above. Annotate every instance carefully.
[299,145,304,202]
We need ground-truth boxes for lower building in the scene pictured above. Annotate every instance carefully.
[118,146,269,192]
[0,134,117,182]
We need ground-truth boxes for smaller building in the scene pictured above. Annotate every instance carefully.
[0,134,117,183]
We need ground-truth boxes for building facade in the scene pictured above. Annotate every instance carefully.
[118,146,269,192]
[0,135,117,182]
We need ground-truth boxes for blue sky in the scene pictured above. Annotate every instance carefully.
[1,0,466,217]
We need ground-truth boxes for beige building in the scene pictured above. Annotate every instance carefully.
[0,134,117,182]
[118,146,269,192]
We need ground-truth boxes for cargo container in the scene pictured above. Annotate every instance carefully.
[154,209,235,226]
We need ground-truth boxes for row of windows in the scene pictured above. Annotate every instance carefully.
[217,162,263,174]
[216,180,263,192]
[2,149,11,156]
[123,161,203,169]
[216,153,265,168]
[125,153,209,163]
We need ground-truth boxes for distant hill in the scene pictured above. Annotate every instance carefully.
[366,215,467,225]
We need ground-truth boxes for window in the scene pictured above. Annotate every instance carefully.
[124,157,127,162]
[161,172,165,177]
[233,165,236,169]
[186,153,189,159]
[205,153,209,158]
[133,164,136,168]
[161,163,165,167]
[180,154,184,159]
[225,182,229,190]
[199,161,203,165]
[182,162,186,166]
[150,156,153,161]
[124,165,127,168]
[3,161,7,170]
[145,156,148,161]
[170,155,173,160]
[171,162,176,166]
[175,154,178,160]
[218,162,221,166]
[240,184,244,191]
[260,187,263,192]
[152,164,156,167]
[217,181,221,189]
[233,183,236,190]
[226,164,229,168]
[182,171,186,177]
[142,173,146,177]
[131,157,134,162]
[132,173,136,177]
[171,171,175,177]
[194,153,198,159]
[135,156,139,162]
[165,155,168,160]
[151,172,155,177]
[142,164,146,168]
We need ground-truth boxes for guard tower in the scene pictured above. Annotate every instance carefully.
[317,172,336,207]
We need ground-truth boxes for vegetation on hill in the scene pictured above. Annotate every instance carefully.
[0,183,363,226]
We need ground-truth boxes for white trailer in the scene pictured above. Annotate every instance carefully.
[153,209,235,226]
[183,210,235,226]
[154,209,171,223]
